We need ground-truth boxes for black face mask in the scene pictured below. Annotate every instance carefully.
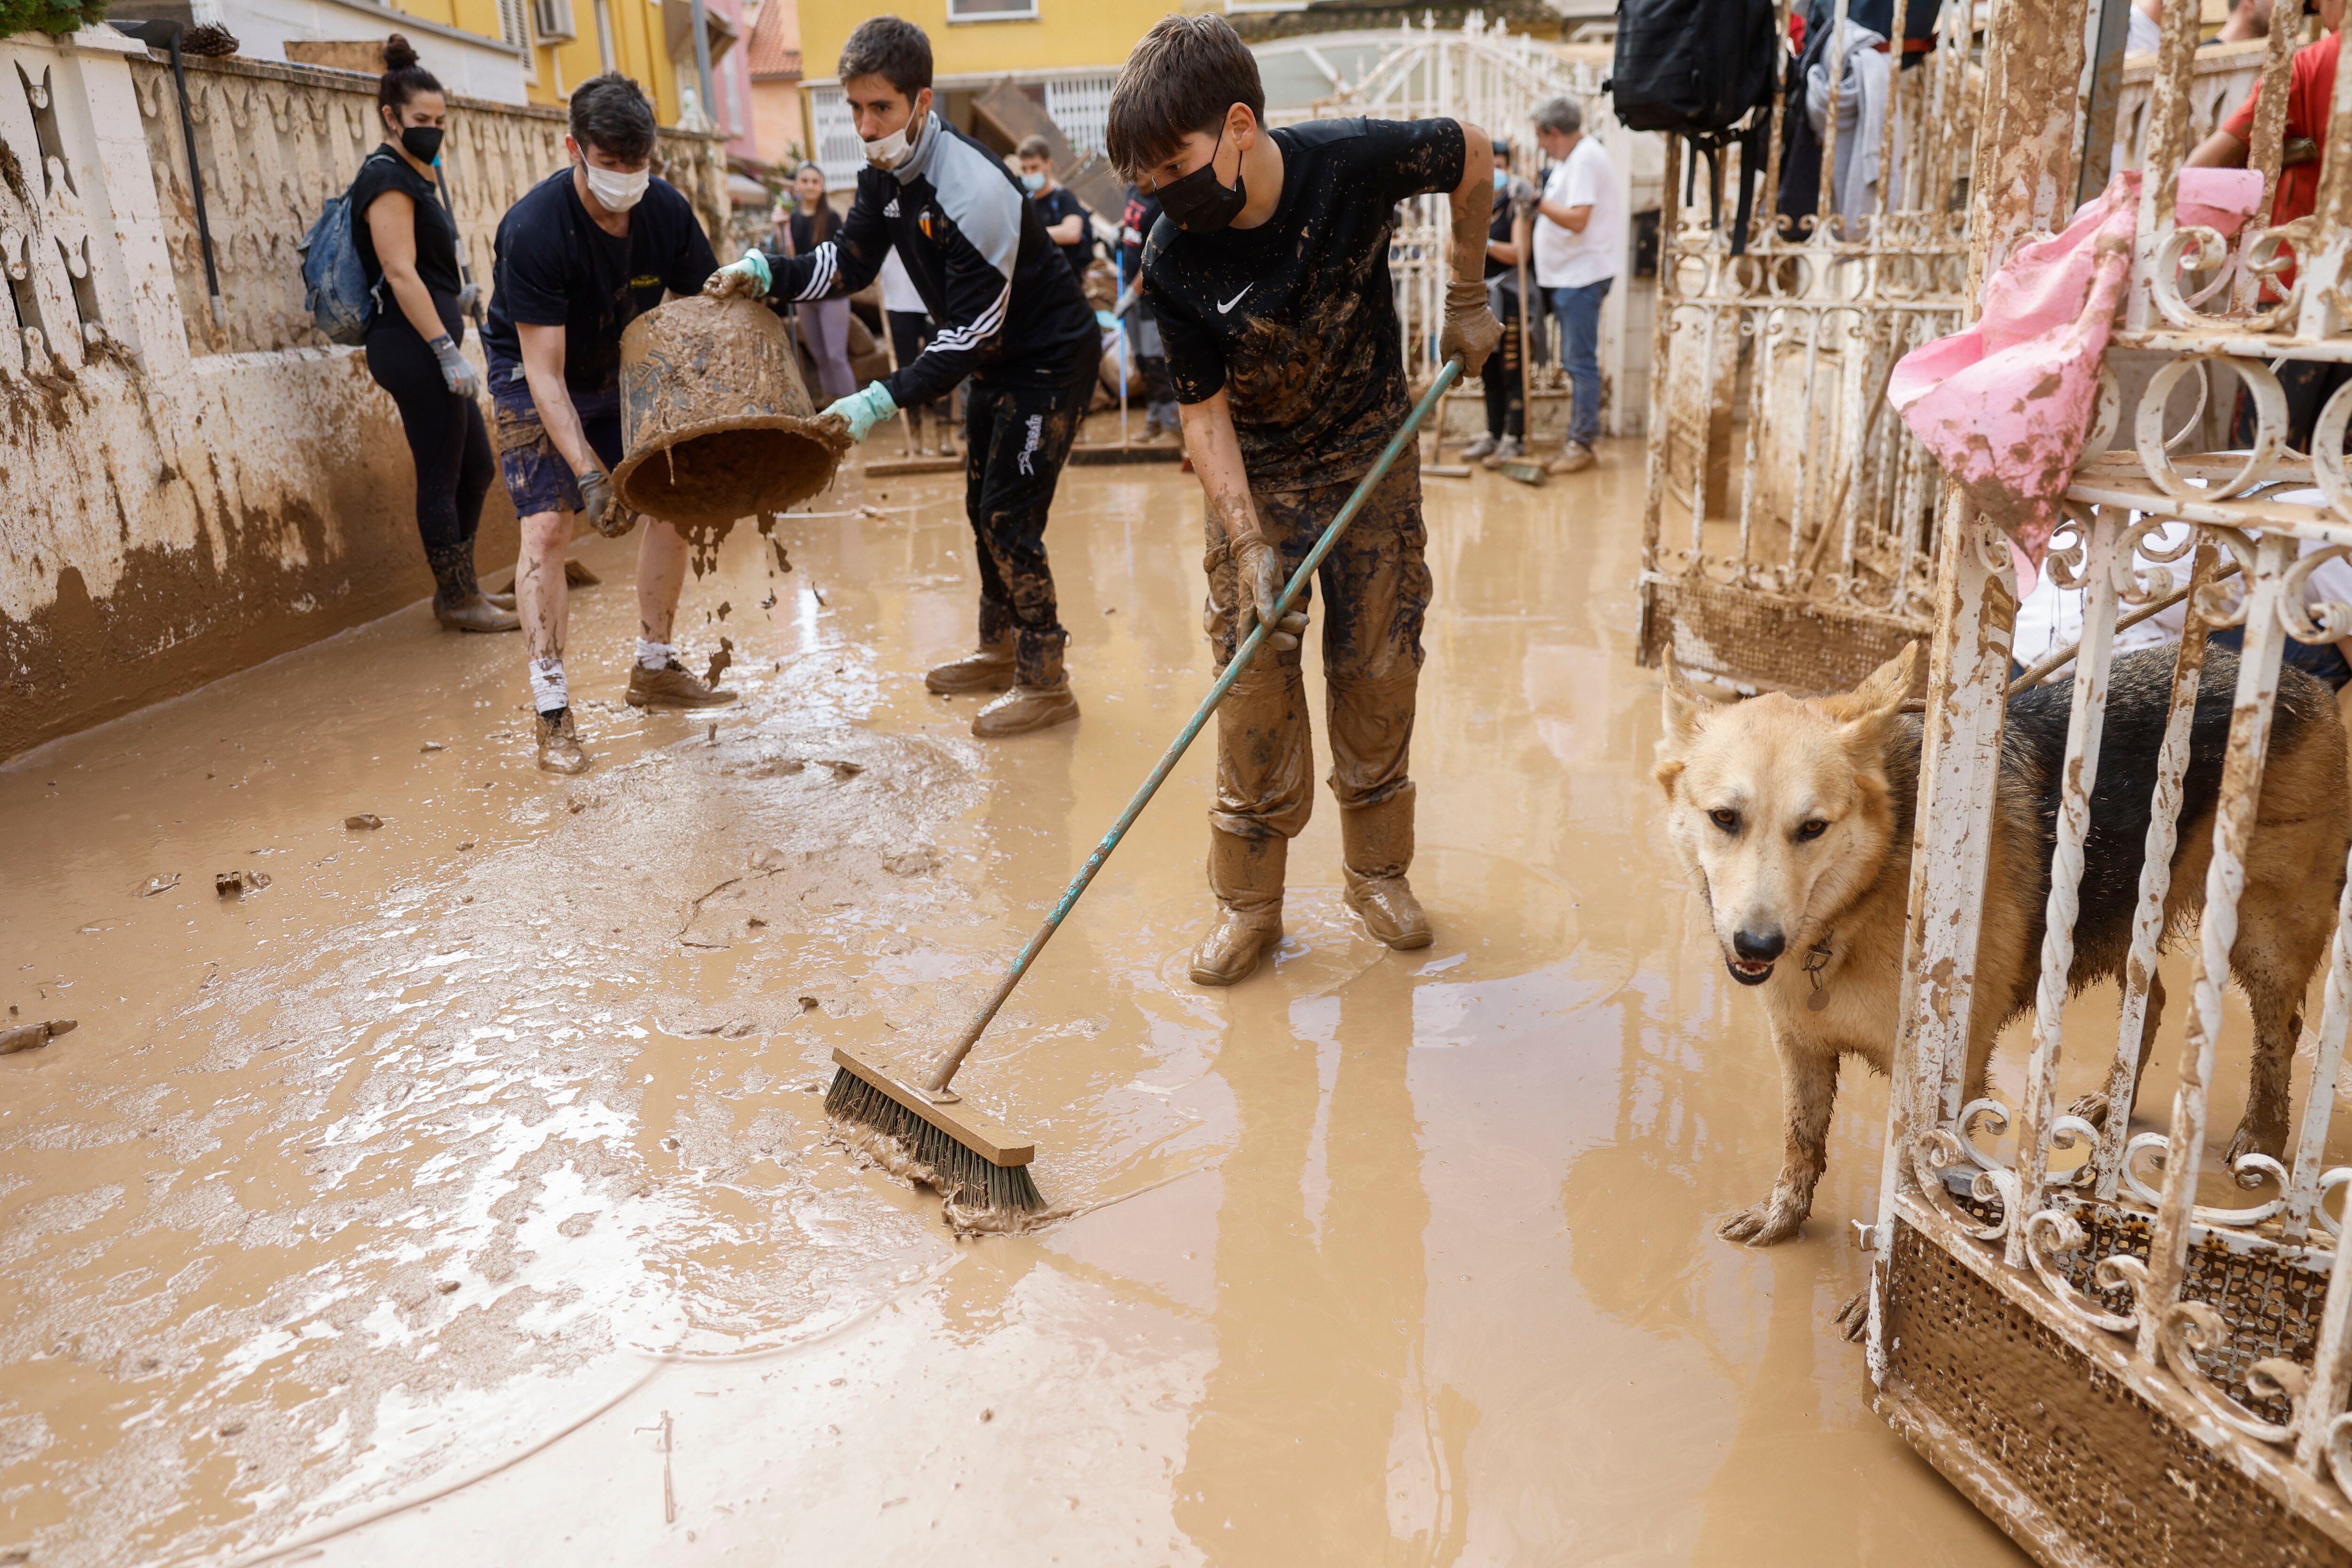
[398,124,443,165]
[1156,122,1246,234]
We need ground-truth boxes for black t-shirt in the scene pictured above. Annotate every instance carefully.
[481,168,719,393]
[1485,187,1513,281]
[1120,186,1159,287]
[1031,184,1091,281]
[350,148,462,303]
[1143,116,1465,490]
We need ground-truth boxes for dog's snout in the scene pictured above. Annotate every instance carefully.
[1732,928,1786,963]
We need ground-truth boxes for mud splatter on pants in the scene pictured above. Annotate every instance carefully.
[1204,460,1429,885]
[963,361,1092,687]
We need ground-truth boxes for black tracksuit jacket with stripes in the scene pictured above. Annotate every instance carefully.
[763,115,1097,411]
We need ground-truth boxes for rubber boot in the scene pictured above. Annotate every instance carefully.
[973,631,1078,738]
[428,544,520,633]
[927,633,1017,694]
[1342,793,1431,950]
[1190,830,1286,987]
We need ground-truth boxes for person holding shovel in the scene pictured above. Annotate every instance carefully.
[1104,14,1501,986]
[703,16,1100,739]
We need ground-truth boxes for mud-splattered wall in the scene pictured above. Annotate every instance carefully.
[0,32,726,761]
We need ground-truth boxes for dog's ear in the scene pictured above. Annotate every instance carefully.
[1825,642,1918,756]
[1654,653,1706,795]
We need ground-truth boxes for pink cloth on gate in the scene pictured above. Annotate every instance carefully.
[1886,169,2265,577]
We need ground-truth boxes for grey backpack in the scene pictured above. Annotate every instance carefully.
[299,152,394,345]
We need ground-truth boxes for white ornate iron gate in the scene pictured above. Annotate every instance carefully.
[1866,0,2352,1559]
[1637,0,1980,695]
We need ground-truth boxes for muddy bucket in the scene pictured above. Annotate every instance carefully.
[612,294,850,536]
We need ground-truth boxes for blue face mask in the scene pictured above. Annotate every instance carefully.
[1021,171,1045,193]
[1493,168,1508,191]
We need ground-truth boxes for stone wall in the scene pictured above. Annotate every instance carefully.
[0,30,727,759]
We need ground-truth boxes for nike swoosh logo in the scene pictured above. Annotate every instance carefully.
[1217,286,1250,314]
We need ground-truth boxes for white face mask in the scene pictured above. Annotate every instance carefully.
[582,161,649,212]
[863,112,921,170]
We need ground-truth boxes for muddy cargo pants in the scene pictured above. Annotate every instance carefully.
[963,360,1092,688]
[1203,459,1429,915]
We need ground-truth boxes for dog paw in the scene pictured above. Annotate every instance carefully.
[2223,1115,2288,1181]
[1716,1202,1803,1246]
[1832,1288,1869,1343]
[2065,1091,2112,1130]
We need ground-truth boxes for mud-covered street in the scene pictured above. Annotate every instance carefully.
[0,446,2030,1564]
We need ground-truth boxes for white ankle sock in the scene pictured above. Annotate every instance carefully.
[529,657,568,714]
[636,638,675,671]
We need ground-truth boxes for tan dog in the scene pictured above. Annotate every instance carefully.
[1655,641,2352,1248]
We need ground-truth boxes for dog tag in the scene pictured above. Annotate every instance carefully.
[1806,987,1831,1014]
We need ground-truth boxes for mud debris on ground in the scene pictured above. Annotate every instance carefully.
[0,443,2050,1566]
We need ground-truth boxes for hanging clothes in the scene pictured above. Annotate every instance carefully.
[1805,24,1895,236]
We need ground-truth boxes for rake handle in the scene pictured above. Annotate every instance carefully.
[921,357,1468,1095]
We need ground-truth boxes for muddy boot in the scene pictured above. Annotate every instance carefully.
[973,633,1079,738]
[536,708,588,774]
[1342,795,1431,950]
[428,545,520,634]
[926,634,1017,694]
[628,659,737,708]
[1191,831,1286,986]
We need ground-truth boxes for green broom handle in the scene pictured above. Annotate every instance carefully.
[922,356,1465,1095]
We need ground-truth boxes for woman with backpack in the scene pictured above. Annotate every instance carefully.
[776,162,858,403]
[353,35,515,632]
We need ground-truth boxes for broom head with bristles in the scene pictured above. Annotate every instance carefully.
[824,1046,1048,1226]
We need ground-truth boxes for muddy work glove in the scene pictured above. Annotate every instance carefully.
[576,466,629,537]
[1507,175,1538,208]
[1231,532,1307,653]
[823,382,898,443]
[1440,278,1504,380]
[425,333,481,398]
[456,280,484,317]
[703,248,772,301]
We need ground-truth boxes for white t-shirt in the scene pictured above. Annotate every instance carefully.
[1534,135,1625,290]
[880,247,925,314]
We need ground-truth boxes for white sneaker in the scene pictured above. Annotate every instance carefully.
[1461,433,1499,461]
[1482,435,1524,469]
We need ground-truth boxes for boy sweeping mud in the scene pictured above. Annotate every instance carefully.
[1105,16,1501,986]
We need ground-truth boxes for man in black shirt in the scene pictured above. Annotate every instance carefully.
[706,16,1098,738]
[1108,15,1500,986]
[1017,134,1094,283]
[480,73,730,775]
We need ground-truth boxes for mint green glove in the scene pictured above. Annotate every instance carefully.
[702,248,771,300]
[824,382,898,442]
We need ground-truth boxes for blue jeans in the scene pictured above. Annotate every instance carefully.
[1549,279,1612,447]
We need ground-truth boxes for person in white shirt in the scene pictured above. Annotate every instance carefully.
[1529,96,1625,474]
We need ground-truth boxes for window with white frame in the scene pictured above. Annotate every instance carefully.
[946,0,1038,21]
[1044,74,1115,159]
[808,86,863,186]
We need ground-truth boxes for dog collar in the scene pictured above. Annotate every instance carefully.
[1803,939,1834,1013]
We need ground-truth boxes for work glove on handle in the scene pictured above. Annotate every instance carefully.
[577,466,630,538]
[456,280,484,317]
[823,382,898,443]
[1507,175,1538,208]
[703,248,772,301]
[426,334,481,399]
[1232,533,1307,654]
[1440,278,1504,380]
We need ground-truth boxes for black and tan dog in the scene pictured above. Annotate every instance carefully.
[1656,641,2352,1248]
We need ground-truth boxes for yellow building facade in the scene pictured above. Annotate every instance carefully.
[394,0,691,121]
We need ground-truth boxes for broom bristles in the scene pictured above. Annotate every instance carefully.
[825,1064,1047,1220]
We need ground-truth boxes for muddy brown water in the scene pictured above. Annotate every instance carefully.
[7,438,2125,1564]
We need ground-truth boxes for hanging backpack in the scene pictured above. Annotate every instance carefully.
[1605,0,1777,143]
[297,151,396,346]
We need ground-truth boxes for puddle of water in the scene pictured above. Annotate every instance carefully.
[0,447,2047,1564]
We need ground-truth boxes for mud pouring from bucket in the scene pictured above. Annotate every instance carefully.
[613,294,850,544]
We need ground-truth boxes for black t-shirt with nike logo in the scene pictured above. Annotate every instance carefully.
[1141,116,1464,490]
